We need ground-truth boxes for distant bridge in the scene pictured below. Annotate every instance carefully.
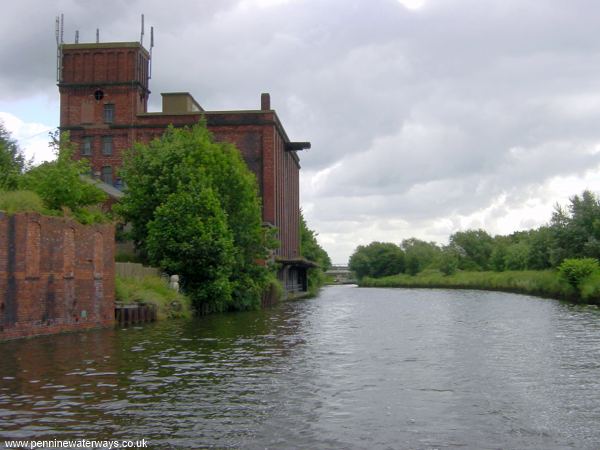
[325,265,357,285]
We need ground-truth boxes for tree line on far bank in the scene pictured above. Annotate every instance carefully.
[349,190,600,282]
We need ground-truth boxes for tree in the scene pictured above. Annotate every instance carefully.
[0,121,28,190]
[300,212,331,295]
[20,131,106,221]
[504,242,530,270]
[525,227,553,270]
[550,191,600,264]
[349,242,405,280]
[490,243,508,272]
[401,238,441,275]
[437,245,459,275]
[449,229,494,270]
[117,122,272,311]
[146,179,235,311]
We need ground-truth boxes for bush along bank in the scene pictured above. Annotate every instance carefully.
[359,263,600,306]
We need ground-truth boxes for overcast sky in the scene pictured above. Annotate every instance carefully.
[2,0,600,263]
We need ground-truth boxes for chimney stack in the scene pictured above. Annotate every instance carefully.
[261,92,271,110]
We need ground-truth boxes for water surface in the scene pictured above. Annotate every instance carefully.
[1,286,600,449]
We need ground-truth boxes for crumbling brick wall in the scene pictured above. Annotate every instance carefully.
[0,212,115,340]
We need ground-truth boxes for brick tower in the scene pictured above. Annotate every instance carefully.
[59,42,150,187]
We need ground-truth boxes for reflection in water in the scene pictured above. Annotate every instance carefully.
[1,286,600,449]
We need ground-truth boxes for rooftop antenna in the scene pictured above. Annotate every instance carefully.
[140,14,145,46]
[96,28,99,43]
[55,14,64,81]
[55,16,60,46]
[75,30,79,44]
[149,26,154,79]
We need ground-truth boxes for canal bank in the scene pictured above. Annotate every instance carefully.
[359,269,600,305]
[1,285,599,448]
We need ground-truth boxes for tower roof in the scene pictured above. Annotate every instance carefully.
[61,41,150,57]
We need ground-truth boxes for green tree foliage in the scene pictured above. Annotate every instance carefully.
[300,212,331,295]
[401,238,440,275]
[117,122,271,311]
[0,121,28,190]
[490,242,508,272]
[550,191,600,264]
[526,226,553,270]
[504,242,530,270]
[349,242,405,280]
[146,179,235,311]
[437,246,459,275]
[20,131,106,222]
[449,229,494,270]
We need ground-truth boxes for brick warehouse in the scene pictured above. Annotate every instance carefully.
[0,213,115,340]
[58,41,314,293]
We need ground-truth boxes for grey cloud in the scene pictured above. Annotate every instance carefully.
[4,0,600,262]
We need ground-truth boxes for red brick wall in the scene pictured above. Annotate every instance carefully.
[271,128,300,259]
[60,43,151,181]
[60,44,149,124]
[0,213,115,340]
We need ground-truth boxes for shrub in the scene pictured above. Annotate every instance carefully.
[558,258,600,288]
[579,272,600,304]
[0,190,48,215]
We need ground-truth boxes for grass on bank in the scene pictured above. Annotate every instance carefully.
[359,269,600,304]
[115,275,193,320]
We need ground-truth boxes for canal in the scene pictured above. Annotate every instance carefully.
[1,285,600,449]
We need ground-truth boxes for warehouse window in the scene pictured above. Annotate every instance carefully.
[81,136,93,156]
[103,104,114,123]
[102,136,113,156]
